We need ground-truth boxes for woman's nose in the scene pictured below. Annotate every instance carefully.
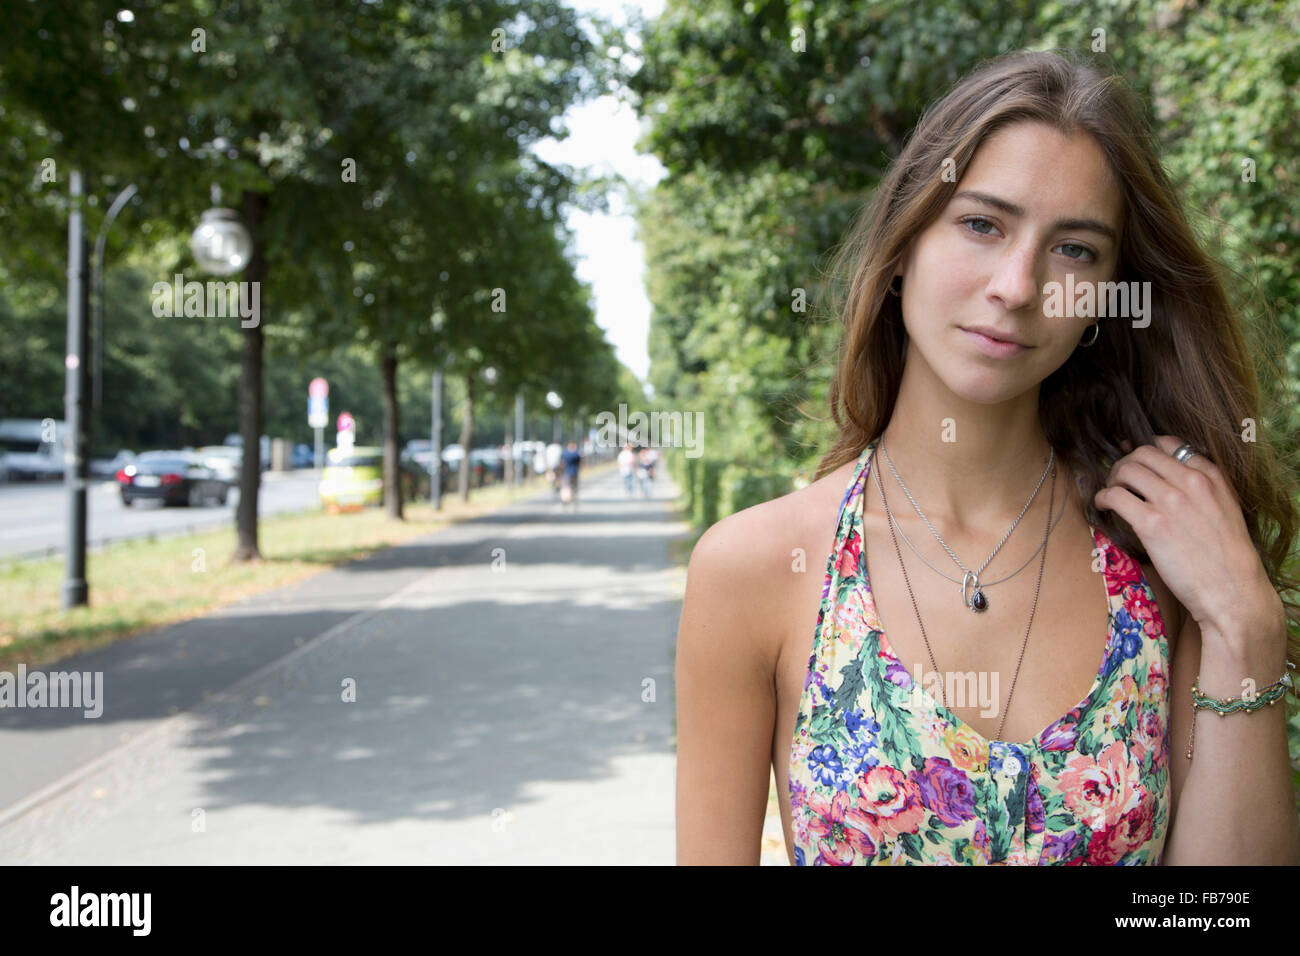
[987,249,1041,310]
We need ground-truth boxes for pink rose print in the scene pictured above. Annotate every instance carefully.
[1059,741,1143,830]
[836,529,861,580]
[1085,790,1155,864]
[1097,533,1141,594]
[857,765,926,841]
[1124,583,1165,639]
[805,788,877,865]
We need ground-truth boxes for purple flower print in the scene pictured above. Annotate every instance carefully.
[883,658,912,689]
[1025,777,1045,834]
[790,778,807,811]
[909,756,977,827]
[1040,710,1081,752]
[1041,829,1081,863]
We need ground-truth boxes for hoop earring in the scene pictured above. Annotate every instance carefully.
[1077,321,1100,347]
[887,275,902,296]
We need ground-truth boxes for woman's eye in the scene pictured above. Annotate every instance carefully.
[962,217,996,236]
[1059,242,1096,263]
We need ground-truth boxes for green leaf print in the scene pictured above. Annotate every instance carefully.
[1047,812,1074,832]
[899,831,924,862]
[988,799,1011,860]
[859,642,925,767]
[809,709,835,740]
[832,655,866,721]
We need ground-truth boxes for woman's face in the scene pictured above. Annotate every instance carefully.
[896,120,1124,403]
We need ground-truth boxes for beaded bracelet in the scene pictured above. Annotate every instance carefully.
[1184,661,1296,760]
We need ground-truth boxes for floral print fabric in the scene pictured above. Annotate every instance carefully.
[789,439,1171,865]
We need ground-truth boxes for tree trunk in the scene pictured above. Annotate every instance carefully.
[379,344,402,520]
[458,372,474,502]
[231,190,268,563]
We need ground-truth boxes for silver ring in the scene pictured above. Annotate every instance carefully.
[1172,443,1200,464]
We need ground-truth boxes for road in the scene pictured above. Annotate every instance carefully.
[0,470,323,561]
[0,463,688,864]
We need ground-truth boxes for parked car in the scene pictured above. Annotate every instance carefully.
[222,433,272,471]
[0,418,68,480]
[117,451,229,507]
[399,454,432,501]
[291,443,315,469]
[195,445,241,484]
[319,446,384,511]
[469,447,505,483]
[89,449,136,479]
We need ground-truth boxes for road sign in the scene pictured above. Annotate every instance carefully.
[337,411,355,454]
[309,377,329,398]
[308,394,328,428]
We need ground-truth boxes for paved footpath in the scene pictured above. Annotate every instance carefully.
[0,464,691,864]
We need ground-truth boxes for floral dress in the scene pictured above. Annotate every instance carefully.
[788,439,1171,865]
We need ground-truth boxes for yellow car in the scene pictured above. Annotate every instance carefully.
[319,446,384,511]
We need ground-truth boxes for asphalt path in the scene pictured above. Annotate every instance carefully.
[0,463,687,864]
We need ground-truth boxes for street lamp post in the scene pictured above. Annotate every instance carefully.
[546,391,562,444]
[189,183,253,549]
[430,309,445,510]
[61,170,90,609]
[91,183,138,410]
[60,180,247,609]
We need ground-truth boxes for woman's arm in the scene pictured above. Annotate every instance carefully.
[1162,609,1300,865]
[675,516,781,865]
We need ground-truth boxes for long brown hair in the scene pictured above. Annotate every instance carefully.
[813,48,1300,686]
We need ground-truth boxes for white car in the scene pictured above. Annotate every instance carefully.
[195,446,241,484]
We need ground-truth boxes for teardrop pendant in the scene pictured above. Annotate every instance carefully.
[970,589,988,612]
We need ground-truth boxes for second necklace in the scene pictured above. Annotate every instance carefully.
[877,437,1056,612]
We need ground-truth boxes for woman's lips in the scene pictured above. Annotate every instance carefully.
[961,327,1030,357]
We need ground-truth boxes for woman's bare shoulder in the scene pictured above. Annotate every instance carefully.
[684,460,859,654]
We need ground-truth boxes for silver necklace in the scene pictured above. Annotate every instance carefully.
[871,447,1056,730]
[873,446,1068,592]
[877,437,1055,613]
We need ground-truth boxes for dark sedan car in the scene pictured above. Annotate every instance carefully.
[116,452,229,507]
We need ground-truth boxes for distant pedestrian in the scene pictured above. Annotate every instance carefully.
[617,443,637,496]
[636,446,653,498]
[560,440,582,509]
[545,442,563,497]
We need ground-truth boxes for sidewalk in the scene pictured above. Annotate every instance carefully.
[0,463,689,864]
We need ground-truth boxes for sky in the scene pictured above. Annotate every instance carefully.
[530,0,668,387]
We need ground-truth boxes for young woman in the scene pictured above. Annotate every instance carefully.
[674,49,1300,865]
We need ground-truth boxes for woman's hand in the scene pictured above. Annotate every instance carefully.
[1093,434,1283,650]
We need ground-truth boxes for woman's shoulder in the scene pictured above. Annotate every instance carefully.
[681,455,863,681]
[685,456,861,644]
